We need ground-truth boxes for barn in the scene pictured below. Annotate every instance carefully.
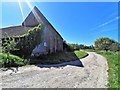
[1,6,63,56]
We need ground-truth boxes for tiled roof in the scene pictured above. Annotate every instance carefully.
[0,26,32,38]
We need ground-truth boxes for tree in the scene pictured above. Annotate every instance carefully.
[110,43,119,52]
[67,43,80,50]
[94,37,115,51]
[79,44,85,49]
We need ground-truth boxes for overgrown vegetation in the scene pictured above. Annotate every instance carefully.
[96,51,119,88]
[0,53,28,67]
[2,36,17,53]
[95,37,120,51]
[30,50,88,64]
[2,24,44,57]
[16,24,44,56]
[1,24,44,67]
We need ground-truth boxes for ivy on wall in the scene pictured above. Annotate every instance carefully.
[2,24,44,56]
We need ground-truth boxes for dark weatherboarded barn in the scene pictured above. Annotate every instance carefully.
[0,6,63,56]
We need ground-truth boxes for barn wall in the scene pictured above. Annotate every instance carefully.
[22,7,48,27]
[31,24,63,56]
[45,24,63,53]
[23,6,63,56]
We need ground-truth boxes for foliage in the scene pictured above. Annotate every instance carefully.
[15,24,44,56]
[74,50,88,59]
[96,51,120,88]
[68,43,80,50]
[2,24,44,57]
[66,43,94,51]
[2,36,17,53]
[30,50,88,64]
[94,37,119,51]
[109,42,120,52]
[0,53,28,67]
[0,24,44,67]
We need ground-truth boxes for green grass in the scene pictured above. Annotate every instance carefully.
[74,50,88,59]
[30,50,88,64]
[96,51,119,88]
[0,53,28,67]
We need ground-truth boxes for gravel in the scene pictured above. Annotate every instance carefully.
[0,52,108,88]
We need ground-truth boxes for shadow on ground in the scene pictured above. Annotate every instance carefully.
[36,60,84,68]
[1,51,84,72]
[31,51,85,68]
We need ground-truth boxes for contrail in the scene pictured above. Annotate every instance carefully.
[98,16,119,28]
[90,16,119,31]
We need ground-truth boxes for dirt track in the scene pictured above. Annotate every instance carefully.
[1,52,108,88]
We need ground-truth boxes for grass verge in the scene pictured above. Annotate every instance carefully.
[30,50,88,64]
[96,51,119,88]
[74,50,88,59]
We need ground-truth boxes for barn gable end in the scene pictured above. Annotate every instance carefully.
[22,6,47,27]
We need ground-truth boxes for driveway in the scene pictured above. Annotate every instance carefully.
[1,52,108,88]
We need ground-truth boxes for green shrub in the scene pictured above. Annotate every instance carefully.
[0,53,28,67]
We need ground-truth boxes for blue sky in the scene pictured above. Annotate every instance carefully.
[1,2,118,45]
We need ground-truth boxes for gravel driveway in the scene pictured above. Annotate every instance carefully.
[0,52,108,88]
